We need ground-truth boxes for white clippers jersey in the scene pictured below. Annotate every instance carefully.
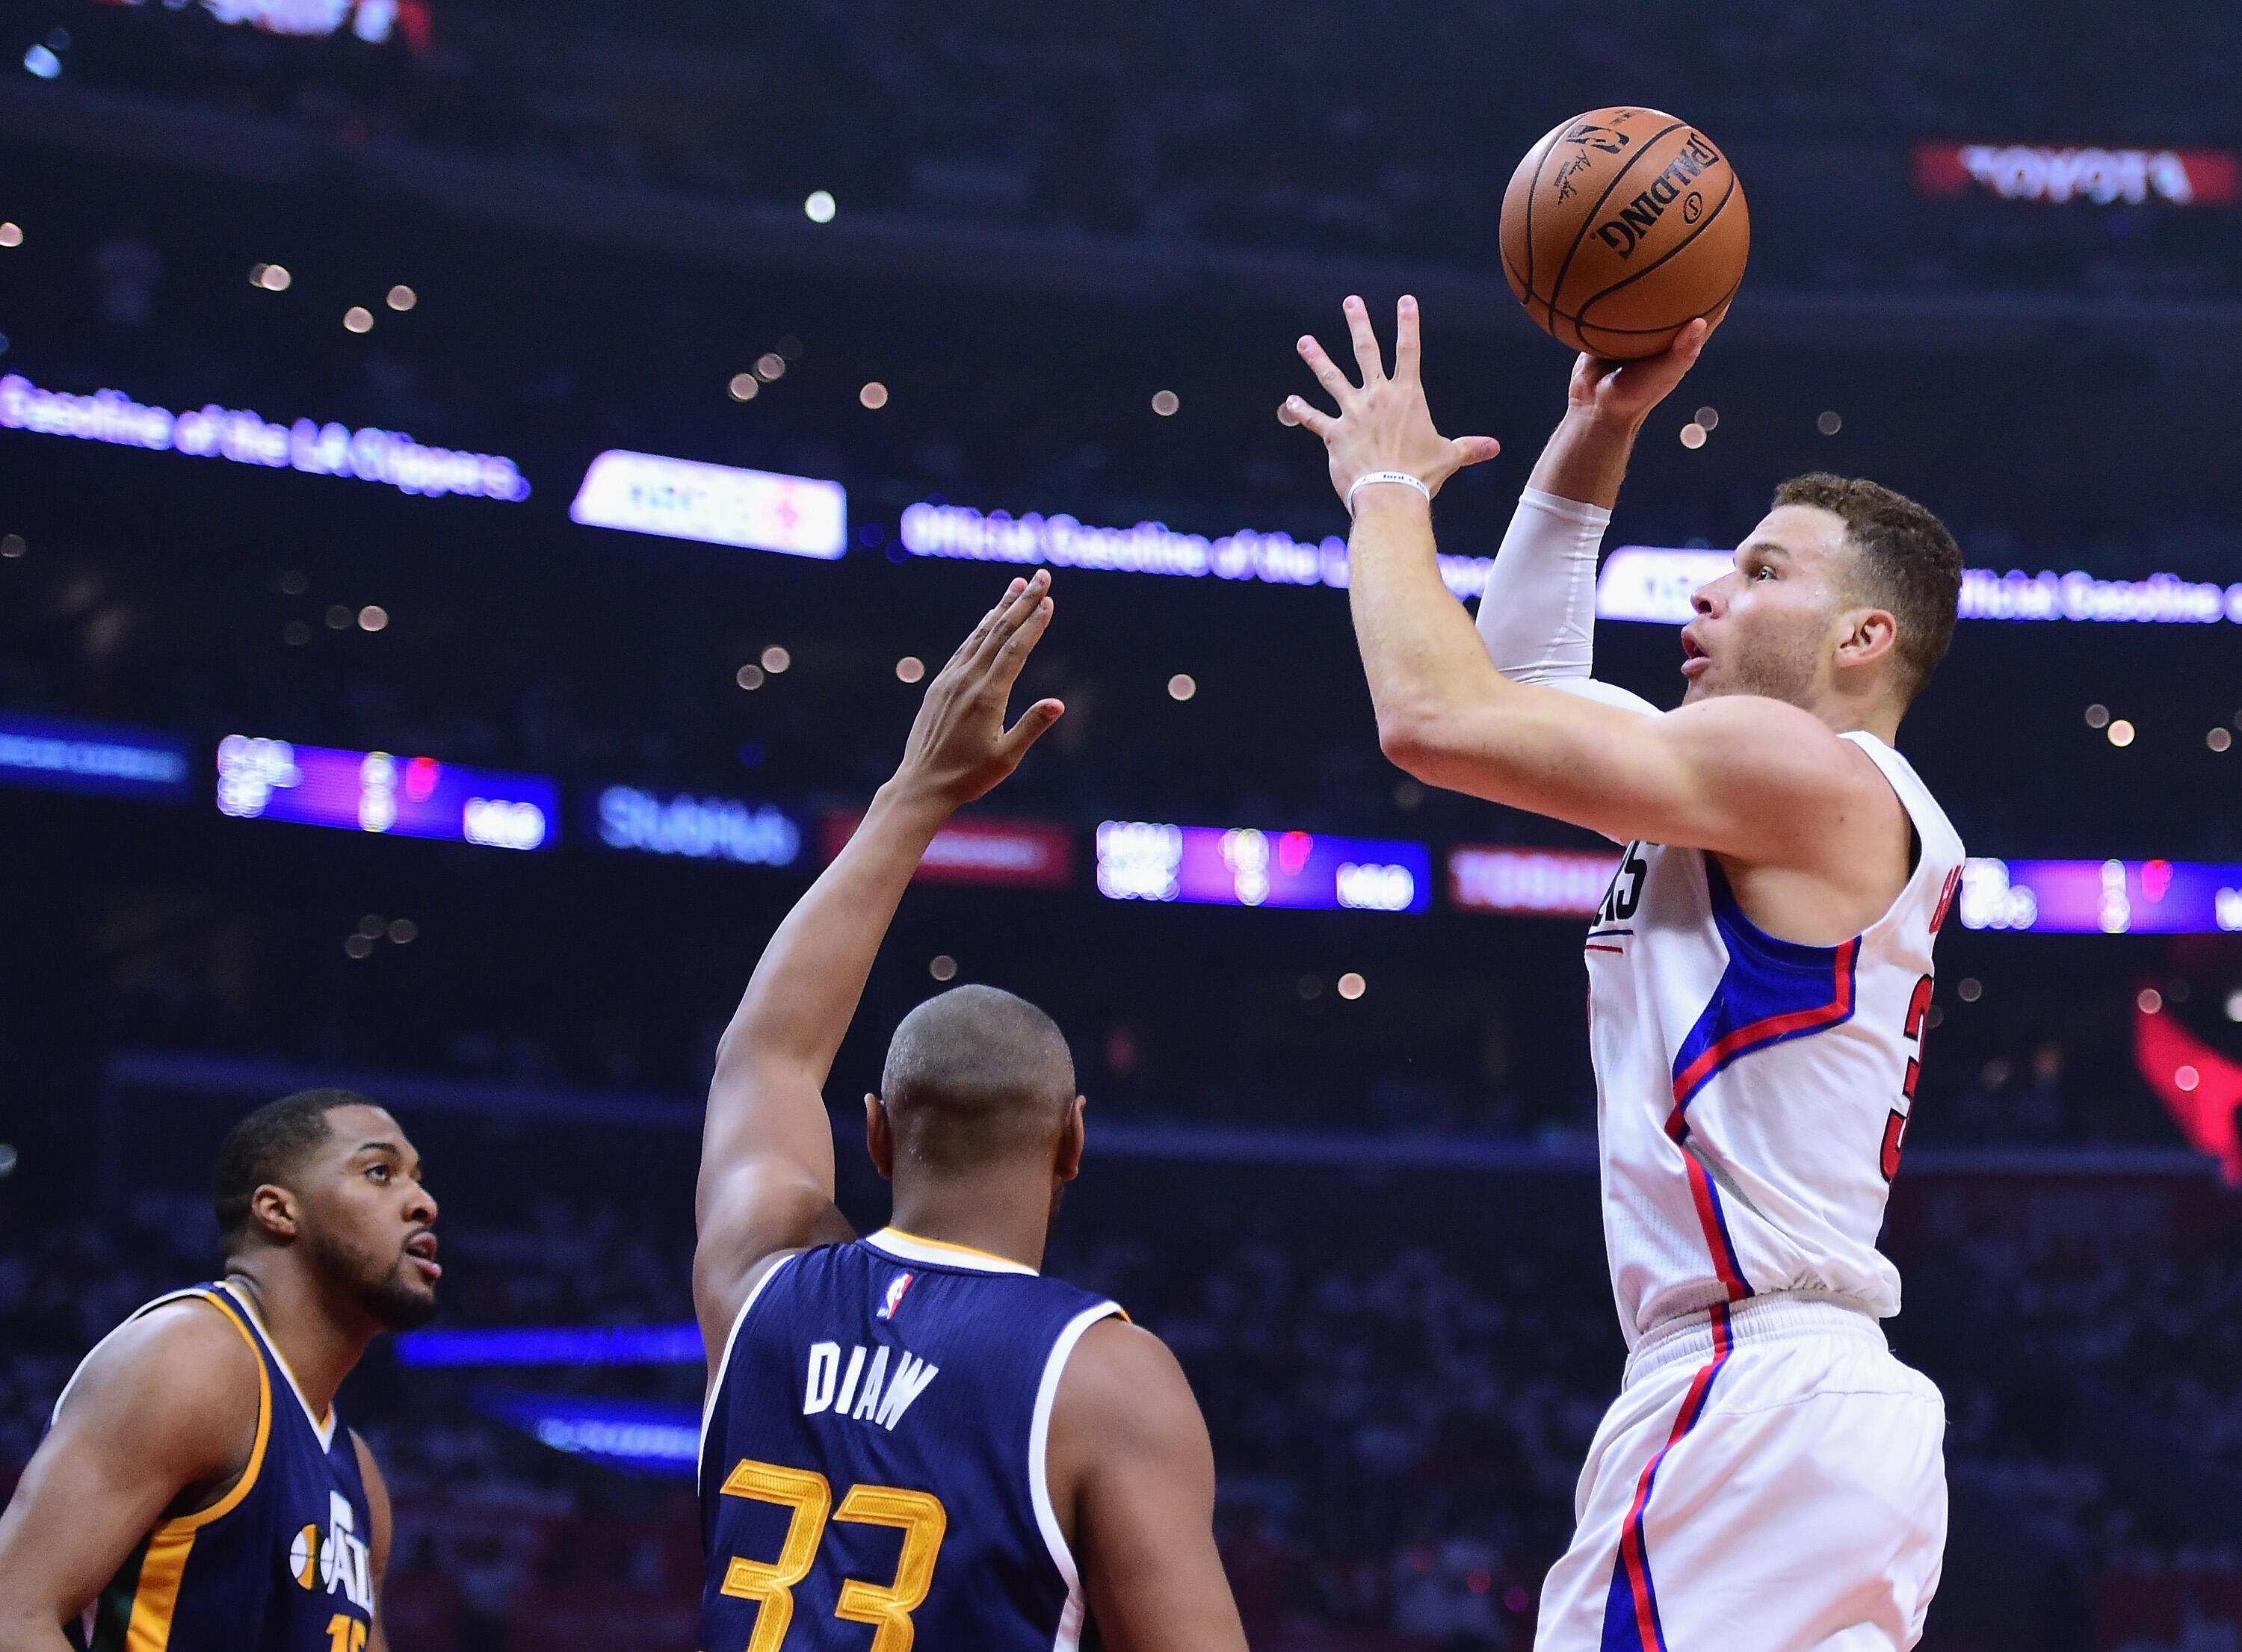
[1584,731,1965,1346]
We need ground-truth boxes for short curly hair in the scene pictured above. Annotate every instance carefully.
[1773,474,1962,705]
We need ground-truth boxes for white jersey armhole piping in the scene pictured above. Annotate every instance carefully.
[697,1250,802,1493]
[1835,731,1960,937]
[1030,1300,1124,1652]
[49,1286,208,1426]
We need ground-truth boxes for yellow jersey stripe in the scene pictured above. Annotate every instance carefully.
[159,1291,272,1532]
[122,1527,195,1652]
[118,1290,274,1649]
[870,1227,1037,1273]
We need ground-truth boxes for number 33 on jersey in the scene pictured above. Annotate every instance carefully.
[700,1230,1125,1652]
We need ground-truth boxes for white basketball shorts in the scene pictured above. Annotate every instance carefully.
[1533,1293,1947,1652]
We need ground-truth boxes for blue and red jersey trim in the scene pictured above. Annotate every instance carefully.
[1668,861,1861,1123]
[1600,1305,1736,1652]
[1663,858,1861,1300]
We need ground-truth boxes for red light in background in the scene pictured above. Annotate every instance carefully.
[2134,991,2242,1186]
[404,755,442,802]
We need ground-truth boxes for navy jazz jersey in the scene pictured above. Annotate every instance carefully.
[53,1282,377,1652]
[699,1228,1124,1652]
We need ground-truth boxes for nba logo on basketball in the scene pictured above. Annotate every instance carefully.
[875,1272,915,1321]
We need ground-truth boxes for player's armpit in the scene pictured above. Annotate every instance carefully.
[0,1301,259,1651]
[1048,1320,1250,1652]
[351,1432,392,1652]
[1388,683,1891,870]
[693,1152,854,1357]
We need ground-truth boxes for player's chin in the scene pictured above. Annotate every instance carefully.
[364,1262,442,1331]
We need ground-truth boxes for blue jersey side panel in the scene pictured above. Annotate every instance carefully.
[65,1283,376,1652]
[700,1234,1119,1652]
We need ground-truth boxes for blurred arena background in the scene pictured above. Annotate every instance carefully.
[4,3,2242,1648]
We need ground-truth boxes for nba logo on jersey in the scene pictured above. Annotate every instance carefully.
[875,1271,915,1321]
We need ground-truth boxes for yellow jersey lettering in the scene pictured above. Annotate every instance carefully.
[832,1485,948,1652]
[717,1459,833,1652]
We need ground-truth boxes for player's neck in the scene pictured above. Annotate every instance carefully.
[886,1176,1054,1274]
[1806,684,1900,745]
[224,1257,377,1420]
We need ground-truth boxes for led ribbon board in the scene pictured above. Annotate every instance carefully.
[571,452,846,557]
[1913,143,2241,206]
[200,0,415,42]
[1596,547,2242,626]
[822,812,1073,889]
[216,737,557,849]
[0,713,191,801]
[1448,847,1622,917]
[396,1324,700,1367]
[596,786,802,867]
[1096,822,1430,911]
[0,375,526,501]
[1958,859,2242,935]
[472,1392,700,1476]
[901,501,1497,601]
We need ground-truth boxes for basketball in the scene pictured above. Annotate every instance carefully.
[1500,107,1750,359]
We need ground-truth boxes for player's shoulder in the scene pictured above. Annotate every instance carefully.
[1667,690,1847,746]
[66,1293,260,1404]
[1051,1316,1201,1445]
[52,1293,262,1467]
[1673,695,1900,797]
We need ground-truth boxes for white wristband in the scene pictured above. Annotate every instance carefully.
[1347,471,1432,515]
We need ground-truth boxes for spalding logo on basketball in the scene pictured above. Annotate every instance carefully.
[1500,107,1750,359]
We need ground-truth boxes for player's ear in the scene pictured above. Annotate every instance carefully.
[1054,1097,1086,1184]
[865,1095,896,1182]
[1835,605,1897,674]
[248,1183,300,1243]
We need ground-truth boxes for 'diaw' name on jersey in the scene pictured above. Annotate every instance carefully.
[800,1340,940,1431]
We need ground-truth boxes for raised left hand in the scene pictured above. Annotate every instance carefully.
[1281,295,1500,505]
[891,571,1066,811]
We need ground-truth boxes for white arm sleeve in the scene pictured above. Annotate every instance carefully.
[1474,486,1608,683]
[1474,487,1660,719]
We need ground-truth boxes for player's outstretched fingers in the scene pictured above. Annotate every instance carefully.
[969,570,1051,675]
[1297,334,1355,405]
[1341,295,1385,383]
[986,593,1055,694]
[1281,395,1335,437]
[944,578,1028,674]
[1392,295,1421,385]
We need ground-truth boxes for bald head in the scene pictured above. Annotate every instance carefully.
[880,986,1076,1172]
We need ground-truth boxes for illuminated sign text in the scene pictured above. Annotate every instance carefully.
[1959,858,2242,935]
[0,374,526,501]
[1914,143,2240,206]
[217,737,556,849]
[901,501,1496,601]
[0,713,191,801]
[1096,822,1429,912]
[571,452,846,559]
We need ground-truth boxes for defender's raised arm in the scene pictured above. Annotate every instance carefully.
[692,573,1064,1358]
